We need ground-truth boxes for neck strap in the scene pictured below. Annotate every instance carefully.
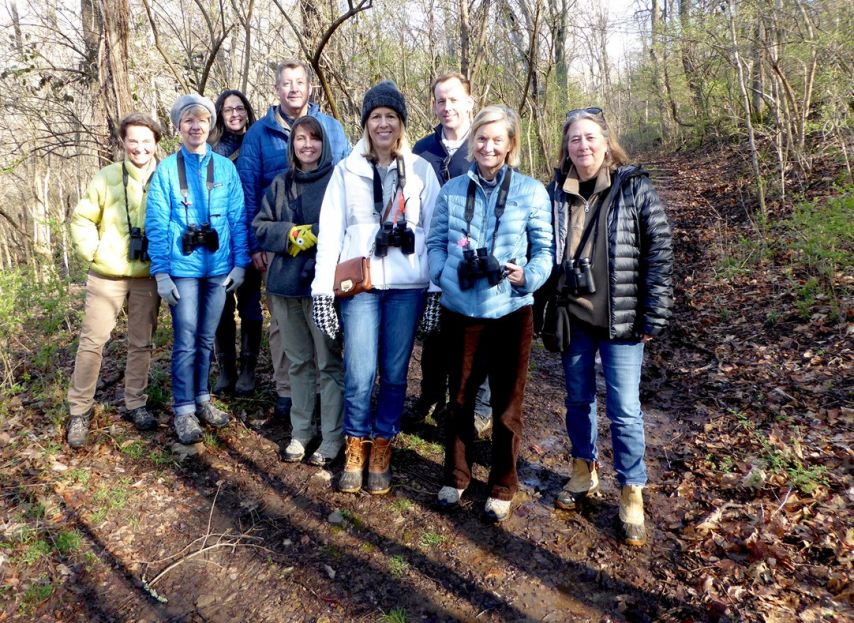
[122,162,153,233]
[571,173,622,262]
[464,167,512,252]
[177,151,215,225]
[372,156,407,222]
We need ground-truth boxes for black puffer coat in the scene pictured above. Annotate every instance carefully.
[549,164,673,339]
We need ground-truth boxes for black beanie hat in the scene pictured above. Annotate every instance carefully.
[361,80,407,127]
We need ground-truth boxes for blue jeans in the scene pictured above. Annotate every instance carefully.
[561,321,647,486]
[339,288,426,438]
[170,276,227,415]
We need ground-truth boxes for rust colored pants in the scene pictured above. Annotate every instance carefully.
[442,306,533,500]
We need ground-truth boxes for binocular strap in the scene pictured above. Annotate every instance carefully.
[176,151,216,227]
[464,167,513,254]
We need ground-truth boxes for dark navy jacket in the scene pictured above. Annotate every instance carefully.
[412,125,471,185]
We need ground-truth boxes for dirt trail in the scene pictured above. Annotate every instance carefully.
[2,151,773,622]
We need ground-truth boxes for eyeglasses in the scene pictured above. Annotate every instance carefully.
[223,106,247,115]
[565,107,604,121]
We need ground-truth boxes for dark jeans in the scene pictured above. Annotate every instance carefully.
[216,265,263,360]
[443,306,533,501]
[422,319,492,415]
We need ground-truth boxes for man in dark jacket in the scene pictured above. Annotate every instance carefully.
[410,72,492,436]
[237,60,350,419]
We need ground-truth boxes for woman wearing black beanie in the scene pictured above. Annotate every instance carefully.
[310,81,441,495]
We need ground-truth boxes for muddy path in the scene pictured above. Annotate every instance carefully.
[10,147,846,623]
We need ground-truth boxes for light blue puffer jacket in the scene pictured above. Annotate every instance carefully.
[145,145,250,277]
[427,164,554,319]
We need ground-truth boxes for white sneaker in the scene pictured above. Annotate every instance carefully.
[282,438,306,462]
[437,486,465,509]
[484,497,511,522]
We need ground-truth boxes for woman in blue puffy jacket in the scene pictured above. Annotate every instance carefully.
[145,94,251,445]
[426,105,553,522]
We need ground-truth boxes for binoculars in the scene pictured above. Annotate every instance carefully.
[562,257,596,295]
[375,222,415,258]
[458,247,504,291]
[128,227,150,262]
[181,223,220,256]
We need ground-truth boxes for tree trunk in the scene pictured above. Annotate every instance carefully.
[650,0,670,142]
[81,0,133,163]
[554,0,568,102]
[728,0,766,225]
[460,0,471,77]
[9,0,24,54]
[679,0,704,119]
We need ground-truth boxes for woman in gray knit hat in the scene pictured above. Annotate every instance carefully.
[144,94,251,444]
[310,81,442,495]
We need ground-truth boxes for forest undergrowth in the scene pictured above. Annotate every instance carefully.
[0,141,851,622]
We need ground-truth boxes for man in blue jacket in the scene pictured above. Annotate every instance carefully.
[237,60,350,420]
[410,72,492,437]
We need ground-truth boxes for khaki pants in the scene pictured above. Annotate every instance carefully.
[67,272,160,416]
[268,296,343,447]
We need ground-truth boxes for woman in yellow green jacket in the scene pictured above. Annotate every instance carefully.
[66,112,164,448]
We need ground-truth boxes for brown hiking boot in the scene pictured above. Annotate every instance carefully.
[364,437,392,495]
[619,485,647,546]
[555,458,599,510]
[339,436,370,493]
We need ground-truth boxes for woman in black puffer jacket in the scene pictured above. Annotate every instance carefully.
[546,107,673,547]
[252,116,344,468]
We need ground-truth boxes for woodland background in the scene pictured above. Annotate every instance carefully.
[0,0,850,280]
[0,0,852,621]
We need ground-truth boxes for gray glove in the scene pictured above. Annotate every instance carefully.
[223,266,245,293]
[154,273,180,306]
[417,292,441,339]
[311,295,339,340]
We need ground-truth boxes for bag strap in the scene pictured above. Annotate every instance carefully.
[571,170,624,262]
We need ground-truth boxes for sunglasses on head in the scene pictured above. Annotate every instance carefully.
[566,107,604,121]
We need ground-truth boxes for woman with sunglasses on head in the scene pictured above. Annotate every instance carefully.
[426,105,554,523]
[548,107,673,546]
[208,90,264,396]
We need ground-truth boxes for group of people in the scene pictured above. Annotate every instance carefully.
[65,61,673,546]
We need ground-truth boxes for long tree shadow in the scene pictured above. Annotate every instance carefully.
[171,432,704,621]
[32,480,178,622]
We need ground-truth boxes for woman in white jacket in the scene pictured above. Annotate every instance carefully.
[311,81,440,495]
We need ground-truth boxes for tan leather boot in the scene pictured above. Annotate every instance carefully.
[364,437,392,495]
[619,485,647,546]
[339,436,370,493]
[555,458,599,510]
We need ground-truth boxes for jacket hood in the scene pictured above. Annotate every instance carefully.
[287,116,332,178]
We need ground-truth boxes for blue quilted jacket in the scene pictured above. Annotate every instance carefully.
[427,164,554,319]
[145,145,250,277]
[236,103,350,253]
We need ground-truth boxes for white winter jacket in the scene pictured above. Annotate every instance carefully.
[311,138,441,296]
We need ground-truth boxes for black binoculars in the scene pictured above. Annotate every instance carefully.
[181,223,220,256]
[375,222,415,258]
[128,227,150,262]
[458,247,504,290]
[562,257,596,295]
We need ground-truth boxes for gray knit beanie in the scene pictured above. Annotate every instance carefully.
[360,80,407,127]
[170,94,217,127]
